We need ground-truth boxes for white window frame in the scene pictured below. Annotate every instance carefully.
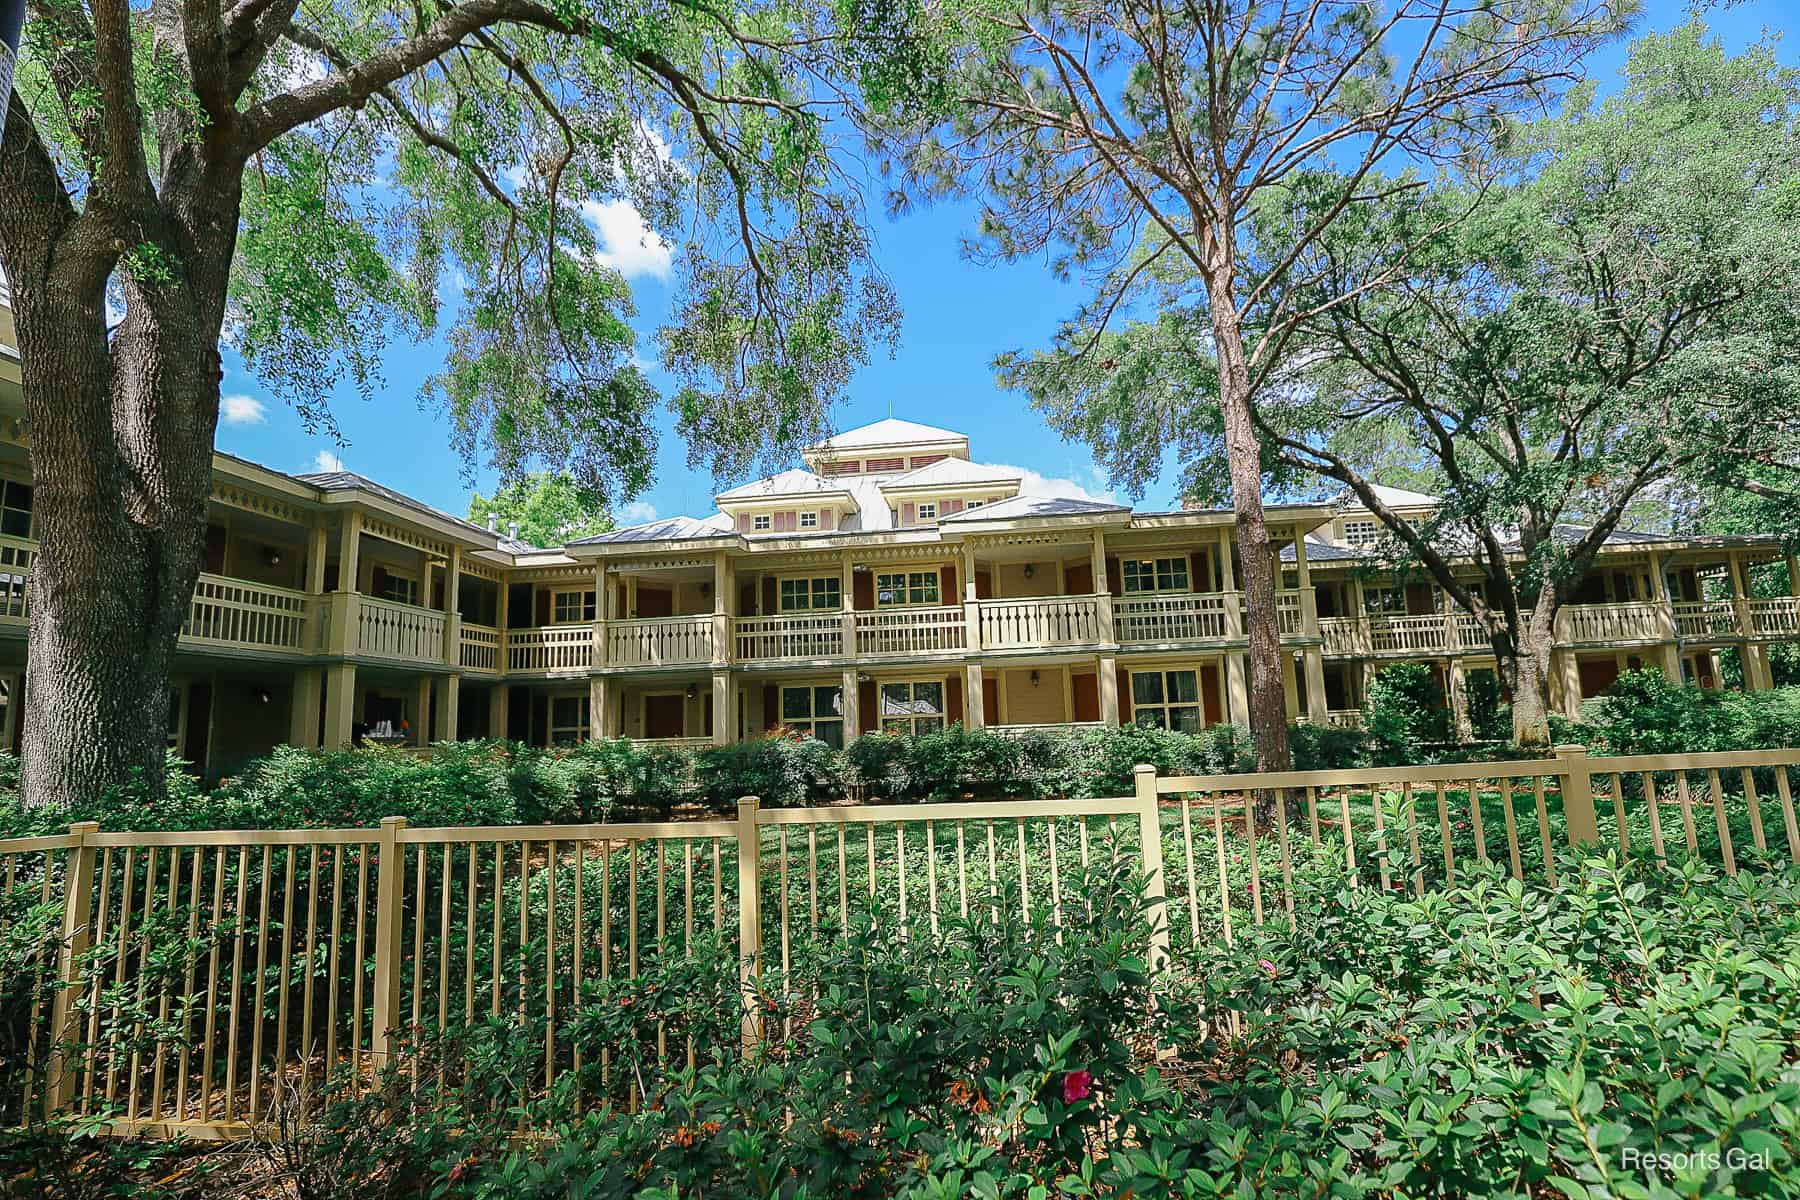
[549,693,591,746]
[779,574,842,613]
[1363,586,1408,615]
[878,678,948,736]
[1122,556,1190,595]
[875,570,941,608]
[916,502,938,522]
[752,514,773,532]
[964,499,985,510]
[779,684,845,747]
[1343,519,1380,548]
[1131,668,1203,733]
[379,571,421,606]
[552,588,597,624]
[799,511,820,530]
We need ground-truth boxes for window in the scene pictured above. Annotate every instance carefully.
[799,511,820,530]
[1132,670,1202,733]
[780,685,844,747]
[1363,586,1407,615]
[553,589,597,624]
[380,574,420,606]
[876,571,941,607]
[965,499,985,510]
[752,514,773,532]
[0,480,32,538]
[1343,519,1379,548]
[1123,556,1190,594]
[880,681,945,736]
[780,576,842,612]
[916,502,938,522]
[550,695,591,746]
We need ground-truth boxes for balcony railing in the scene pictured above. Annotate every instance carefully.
[855,606,967,656]
[1275,590,1304,638]
[606,615,714,667]
[181,574,314,653]
[458,622,502,672]
[1673,600,1739,640]
[977,595,1105,649]
[0,535,32,622]
[1749,597,1800,638]
[1116,593,1235,643]
[1367,613,1454,654]
[507,624,596,673]
[355,595,446,662]
[1556,600,1668,645]
[734,613,843,662]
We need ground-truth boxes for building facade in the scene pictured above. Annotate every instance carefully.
[1,312,1794,770]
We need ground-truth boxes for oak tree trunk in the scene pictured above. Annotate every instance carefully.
[1503,600,1559,749]
[1207,271,1291,773]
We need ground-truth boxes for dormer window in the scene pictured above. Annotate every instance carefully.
[753,514,772,532]
[965,499,985,510]
[1343,519,1379,548]
[916,502,938,522]
[799,511,819,529]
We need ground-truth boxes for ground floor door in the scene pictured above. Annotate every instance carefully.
[644,693,685,739]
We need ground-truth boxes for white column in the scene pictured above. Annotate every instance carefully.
[490,682,510,740]
[414,676,434,745]
[841,668,861,740]
[712,669,734,745]
[1303,647,1328,723]
[323,663,357,749]
[289,667,322,749]
[1097,654,1119,728]
[433,674,460,742]
[964,662,985,729]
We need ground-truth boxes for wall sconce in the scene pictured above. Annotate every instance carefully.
[857,672,872,684]
[263,546,282,567]
[685,683,698,700]
[1023,563,1035,579]
[251,687,272,705]
[1029,670,1040,688]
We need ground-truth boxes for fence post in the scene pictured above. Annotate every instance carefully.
[370,816,408,1071]
[1556,745,1601,848]
[1132,765,1170,968]
[44,820,99,1117]
[736,796,762,1056]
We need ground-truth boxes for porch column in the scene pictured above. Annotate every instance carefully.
[1551,649,1582,718]
[306,522,329,593]
[1729,552,1753,641]
[1091,532,1115,644]
[328,512,364,656]
[841,668,861,741]
[433,674,460,742]
[964,662,985,729]
[588,676,609,740]
[594,563,609,667]
[712,669,735,745]
[961,541,982,652]
[1097,654,1120,728]
[1225,652,1250,726]
[323,663,357,749]
[414,676,434,746]
[1293,530,1319,637]
[441,546,463,668]
[1447,658,1472,741]
[1281,651,1300,721]
[289,667,323,749]
[489,682,510,740]
[839,551,856,658]
[1788,550,1800,598]
[1647,551,1681,681]
[1302,646,1328,724]
[713,551,733,667]
[1744,644,1775,692]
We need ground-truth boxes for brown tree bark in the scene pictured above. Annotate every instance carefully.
[1207,268,1291,772]
[1503,600,1559,749]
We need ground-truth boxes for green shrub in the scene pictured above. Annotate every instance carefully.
[1364,661,1453,765]
[694,734,849,809]
[1584,668,1800,757]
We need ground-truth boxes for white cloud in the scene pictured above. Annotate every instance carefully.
[219,393,267,426]
[581,199,672,281]
[618,500,659,525]
[310,450,347,473]
[992,463,1119,505]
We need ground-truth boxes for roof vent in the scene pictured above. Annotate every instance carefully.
[508,521,519,541]
[486,514,498,533]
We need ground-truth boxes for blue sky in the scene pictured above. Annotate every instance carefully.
[211,0,1795,533]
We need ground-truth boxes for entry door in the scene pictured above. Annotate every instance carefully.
[644,694,686,739]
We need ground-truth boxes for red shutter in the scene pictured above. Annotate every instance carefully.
[1116,662,1132,723]
[761,576,778,615]
[1105,556,1122,596]
[762,684,779,731]
[534,587,552,626]
[940,564,957,603]
[975,570,992,600]
[738,582,756,617]
[1202,665,1223,726]
[1071,673,1099,722]
[942,499,964,515]
[981,674,1000,723]
[853,571,874,611]
[947,674,964,725]
[820,509,836,531]
[1066,563,1094,594]
[736,514,753,533]
[901,502,916,526]
[1190,552,1207,593]
[858,681,877,733]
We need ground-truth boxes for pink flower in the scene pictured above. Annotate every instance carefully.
[1062,1068,1093,1104]
[1258,958,1278,978]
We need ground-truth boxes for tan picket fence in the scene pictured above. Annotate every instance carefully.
[1,744,1797,1139]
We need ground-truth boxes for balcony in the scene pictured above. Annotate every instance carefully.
[353,595,447,662]
[1116,592,1235,643]
[854,606,967,656]
[976,595,1106,650]
[507,624,597,673]
[181,574,315,655]
[734,613,843,663]
[458,622,502,673]
[1556,600,1669,646]
[1749,597,1800,638]
[605,615,715,668]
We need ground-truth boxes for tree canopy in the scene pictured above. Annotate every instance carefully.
[468,472,613,547]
